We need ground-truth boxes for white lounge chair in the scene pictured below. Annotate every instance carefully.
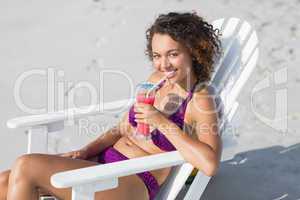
[6,17,259,200]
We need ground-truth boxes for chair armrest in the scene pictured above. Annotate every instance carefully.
[51,151,185,188]
[7,98,134,129]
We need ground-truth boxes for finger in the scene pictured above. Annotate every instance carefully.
[135,110,155,118]
[134,113,144,119]
[60,153,70,157]
[135,103,145,106]
[135,103,149,109]
[138,103,152,109]
[62,154,72,158]
[134,102,142,107]
[74,152,81,158]
[134,106,144,113]
[134,118,146,124]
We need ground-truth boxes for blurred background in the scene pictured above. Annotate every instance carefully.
[0,0,299,199]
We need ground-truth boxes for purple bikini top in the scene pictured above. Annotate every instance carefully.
[128,80,198,152]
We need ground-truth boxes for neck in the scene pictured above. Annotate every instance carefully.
[176,71,198,92]
[165,72,198,93]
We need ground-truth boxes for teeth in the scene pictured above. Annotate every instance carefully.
[165,69,176,74]
[166,70,176,78]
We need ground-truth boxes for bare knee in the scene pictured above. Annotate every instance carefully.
[0,170,10,199]
[0,170,10,188]
[10,154,43,184]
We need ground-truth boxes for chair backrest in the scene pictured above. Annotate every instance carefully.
[155,17,259,200]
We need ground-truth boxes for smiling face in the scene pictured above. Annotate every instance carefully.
[151,33,196,85]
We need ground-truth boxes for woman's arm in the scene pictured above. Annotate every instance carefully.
[80,111,132,158]
[83,71,158,158]
[157,89,222,176]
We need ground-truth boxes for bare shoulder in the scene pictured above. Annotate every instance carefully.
[191,86,217,114]
[189,86,219,135]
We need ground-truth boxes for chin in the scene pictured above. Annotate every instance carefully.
[167,77,180,85]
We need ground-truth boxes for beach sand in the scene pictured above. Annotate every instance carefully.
[0,0,299,199]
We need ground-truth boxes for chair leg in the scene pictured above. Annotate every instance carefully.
[183,172,211,200]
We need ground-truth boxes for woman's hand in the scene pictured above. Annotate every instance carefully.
[134,102,166,128]
[58,149,89,160]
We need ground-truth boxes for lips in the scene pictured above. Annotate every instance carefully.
[164,69,177,78]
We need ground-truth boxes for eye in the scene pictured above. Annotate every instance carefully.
[169,52,179,57]
[152,54,160,60]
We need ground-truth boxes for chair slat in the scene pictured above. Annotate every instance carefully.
[213,19,258,116]
[226,47,259,108]
[241,31,259,64]
[155,164,194,200]
[213,20,254,89]
[212,18,242,80]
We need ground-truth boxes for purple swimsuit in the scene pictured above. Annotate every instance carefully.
[98,80,198,200]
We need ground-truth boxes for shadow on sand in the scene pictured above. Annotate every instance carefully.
[176,143,300,200]
[198,143,300,200]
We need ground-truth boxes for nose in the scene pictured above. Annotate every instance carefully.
[160,57,172,71]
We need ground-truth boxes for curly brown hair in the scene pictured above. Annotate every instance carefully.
[145,12,222,83]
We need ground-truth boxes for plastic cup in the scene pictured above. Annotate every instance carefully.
[135,82,156,139]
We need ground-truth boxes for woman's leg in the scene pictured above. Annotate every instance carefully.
[0,170,10,200]
[0,156,98,200]
[0,170,52,200]
[6,153,148,200]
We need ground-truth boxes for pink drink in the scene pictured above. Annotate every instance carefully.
[136,92,155,136]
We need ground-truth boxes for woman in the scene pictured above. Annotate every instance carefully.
[0,11,222,200]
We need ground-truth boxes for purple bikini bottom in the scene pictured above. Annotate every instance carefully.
[98,146,160,200]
